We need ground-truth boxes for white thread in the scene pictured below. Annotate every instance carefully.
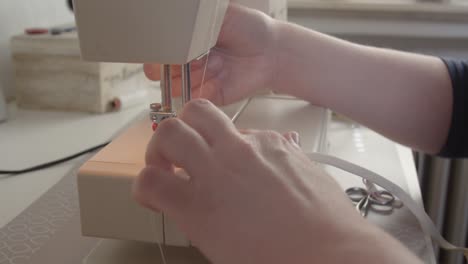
[148,212,168,264]
[306,153,468,261]
[82,239,103,264]
[157,4,222,264]
[151,212,167,264]
[150,213,157,242]
[158,243,168,264]
[199,0,221,98]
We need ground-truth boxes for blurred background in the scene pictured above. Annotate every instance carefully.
[0,0,74,101]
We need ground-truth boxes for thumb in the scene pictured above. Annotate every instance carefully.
[133,166,192,215]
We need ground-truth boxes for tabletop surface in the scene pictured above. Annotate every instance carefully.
[0,102,436,263]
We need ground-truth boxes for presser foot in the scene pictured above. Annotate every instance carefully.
[149,103,177,131]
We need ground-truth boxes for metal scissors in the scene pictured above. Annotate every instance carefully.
[345,179,400,217]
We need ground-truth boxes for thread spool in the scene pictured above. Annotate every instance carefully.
[110,90,148,111]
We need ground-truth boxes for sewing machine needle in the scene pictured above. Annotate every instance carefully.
[161,64,172,112]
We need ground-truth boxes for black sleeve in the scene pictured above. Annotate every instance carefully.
[438,58,468,158]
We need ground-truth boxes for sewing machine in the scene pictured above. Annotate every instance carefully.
[74,0,329,262]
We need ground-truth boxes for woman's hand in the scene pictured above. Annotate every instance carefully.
[143,4,279,106]
[133,99,421,264]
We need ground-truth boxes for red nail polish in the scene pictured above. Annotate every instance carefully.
[152,123,158,131]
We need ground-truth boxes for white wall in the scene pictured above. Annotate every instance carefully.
[288,8,468,59]
[0,0,74,100]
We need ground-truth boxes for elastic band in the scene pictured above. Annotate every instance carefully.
[307,153,468,261]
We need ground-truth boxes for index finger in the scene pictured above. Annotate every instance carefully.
[143,64,161,81]
[179,99,239,146]
[146,118,212,178]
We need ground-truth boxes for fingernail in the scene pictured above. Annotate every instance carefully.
[290,131,300,146]
[144,64,154,77]
[188,98,210,105]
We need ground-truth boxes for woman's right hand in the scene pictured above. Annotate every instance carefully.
[144,3,280,106]
[133,99,422,264]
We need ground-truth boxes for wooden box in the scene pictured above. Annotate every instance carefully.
[11,30,155,113]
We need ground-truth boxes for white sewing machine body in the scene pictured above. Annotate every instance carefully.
[74,0,286,65]
[74,0,228,64]
[74,0,330,249]
[233,0,287,19]
[78,95,329,246]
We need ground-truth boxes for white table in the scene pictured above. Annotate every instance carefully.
[0,103,145,227]
[0,103,436,263]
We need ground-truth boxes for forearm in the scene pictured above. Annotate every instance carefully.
[272,21,452,154]
[301,212,423,264]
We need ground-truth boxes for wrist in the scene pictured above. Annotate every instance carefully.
[268,20,288,94]
[330,222,423,264]
[268,20,316,98]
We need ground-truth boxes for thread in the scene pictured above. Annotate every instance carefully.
[198,0,221,98]
[158,243,168,264]
[157,3,221,263]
